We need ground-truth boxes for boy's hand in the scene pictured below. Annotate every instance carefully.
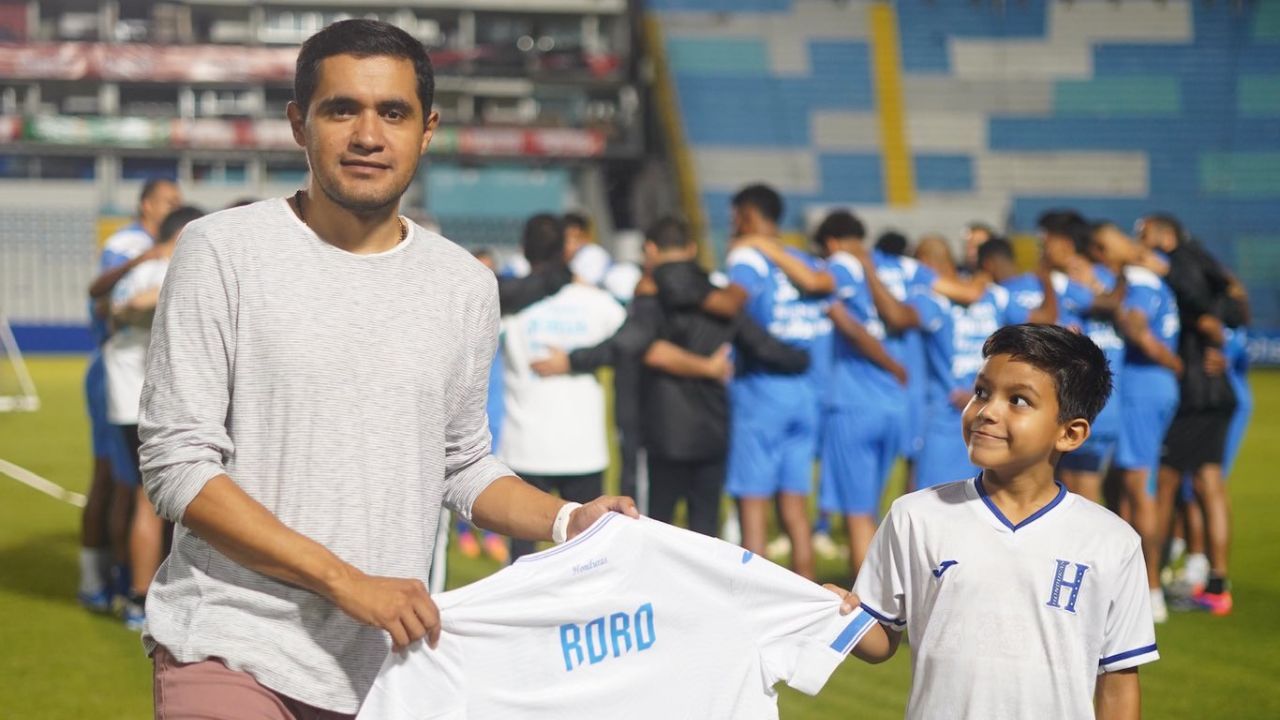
[823,584,860,615]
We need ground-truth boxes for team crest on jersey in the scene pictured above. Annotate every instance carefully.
[1045,559,1089,614]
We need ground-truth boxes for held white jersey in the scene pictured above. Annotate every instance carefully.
[103,258,169,425]
[358,514,875,720]
[498,282,625,474]
[854,477,1158,720]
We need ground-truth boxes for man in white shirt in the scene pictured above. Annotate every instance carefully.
[500,214,626,560]
[358,513,876,720]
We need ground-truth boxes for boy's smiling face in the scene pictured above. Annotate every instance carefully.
[963,354,1090,474]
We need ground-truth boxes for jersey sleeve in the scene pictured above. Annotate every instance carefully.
[1098,539,1160,673]
[1123,282,1161,322]
[911,289,946,334]
[910,261,938,293]
[1002,287,1034,326]
[726,247,769,299]
[852,503,910,630]
[1060,277,1096,318]
[732,547,877,697]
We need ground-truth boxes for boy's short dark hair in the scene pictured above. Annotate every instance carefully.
[646,216,692,250]
[522,213,565,264]
[976,236,1014,265]
[982,324,1113,423]
[294,19,435,117]
[158,206,205,243]
[731,184,784,223]
[813,210,866,249]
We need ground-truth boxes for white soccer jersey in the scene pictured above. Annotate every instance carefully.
[104,258,169,425]
[498,282,625,475]
[854,477,1158,720]
[358,514,875,720]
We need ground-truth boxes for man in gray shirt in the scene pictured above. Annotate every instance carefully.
[139,19,634,718]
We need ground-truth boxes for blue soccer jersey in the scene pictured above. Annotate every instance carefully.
[872,252,936,461]
[1115,267,1180,477]
[819,253,906,515]
[1065,266,1126,471]
[724,245,831,498]
[914,284,1016,489]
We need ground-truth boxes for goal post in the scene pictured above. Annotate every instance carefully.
[0,314,39,412]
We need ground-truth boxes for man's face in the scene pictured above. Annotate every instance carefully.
[1138,220,1170,251]
[565,224,589,258]
[730,204,753,238]
[1090,225,1131,268]
[1040,232,1075,269]
[288,54,437,214]
[140,182,182,230]
[963,355,1077,473]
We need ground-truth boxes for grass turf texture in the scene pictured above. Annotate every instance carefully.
[1,355,1278,719]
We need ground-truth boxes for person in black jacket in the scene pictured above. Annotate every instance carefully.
[534,217,808,537]
[1139,213,1237,614]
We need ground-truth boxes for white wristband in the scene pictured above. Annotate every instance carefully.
[552,502,583,545]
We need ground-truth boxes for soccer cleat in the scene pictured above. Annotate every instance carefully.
[811,532,840,561]
[1192,590,1233,616]
[457,530,481,559]
[1150,588,1168,624]
[78,588,112,614]
[482,533,509,565]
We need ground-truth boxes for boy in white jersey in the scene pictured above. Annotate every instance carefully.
[850,324,1157,719]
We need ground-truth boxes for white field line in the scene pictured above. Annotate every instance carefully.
[0,458,86,508]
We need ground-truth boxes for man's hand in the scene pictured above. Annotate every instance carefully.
[328,570,441,651]
[566,496,641,539]
[823,584,860,616]
[707,343,734,384]
[1203,346,1227,377]
[531,347,571,377]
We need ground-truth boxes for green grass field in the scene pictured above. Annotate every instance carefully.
[2,355,1279,719]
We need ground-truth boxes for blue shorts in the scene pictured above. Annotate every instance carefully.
[916,405,978,490]
[726,383,818,499]
[85,354,139,487]
[1059,430,1118,473]
[1115,390,1178,497]
[819,406,903,516]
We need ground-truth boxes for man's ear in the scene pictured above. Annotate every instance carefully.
[1056,418,1090,455]
[286,101,306,148]
[420,110,440,155]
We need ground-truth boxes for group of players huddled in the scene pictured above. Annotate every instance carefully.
[484,183,1249,626]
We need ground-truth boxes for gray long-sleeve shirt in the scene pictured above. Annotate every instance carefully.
[138,198,512,713]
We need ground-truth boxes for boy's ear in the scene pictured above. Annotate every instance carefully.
[1056,418,1090,455]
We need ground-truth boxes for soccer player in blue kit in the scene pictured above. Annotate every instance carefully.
[1091,222,1183,622]
[911,236,1054,490]
[720,184,833,579]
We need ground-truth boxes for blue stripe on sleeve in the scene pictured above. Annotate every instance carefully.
[829,610,875,654]
[1099,643,1158,667]
[859,601,906,627]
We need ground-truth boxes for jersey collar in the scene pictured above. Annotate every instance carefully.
[971,475,1070,533]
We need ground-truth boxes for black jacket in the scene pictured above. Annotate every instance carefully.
[572,261,808,461]
[1165,240,1236,413]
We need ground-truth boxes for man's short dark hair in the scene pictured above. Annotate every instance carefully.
[976,236,1014,266]
[731,184,783,223]
[646,216,692,250]
[158,206,205,243]
[140,178,175,204]
[875,231,907,256]
[1037,209,1091,255]
[982,324,1113,424]
[813,210,866,249]
[1143,213,1185,244]
[522,213,565,264]
[294,19,435,117]
[563,212,591,232]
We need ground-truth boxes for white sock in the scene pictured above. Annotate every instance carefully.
[1167,536,1187,563]
[1150,588,1168,622]
[79,548,108,595]
[1185,553,1210,587]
